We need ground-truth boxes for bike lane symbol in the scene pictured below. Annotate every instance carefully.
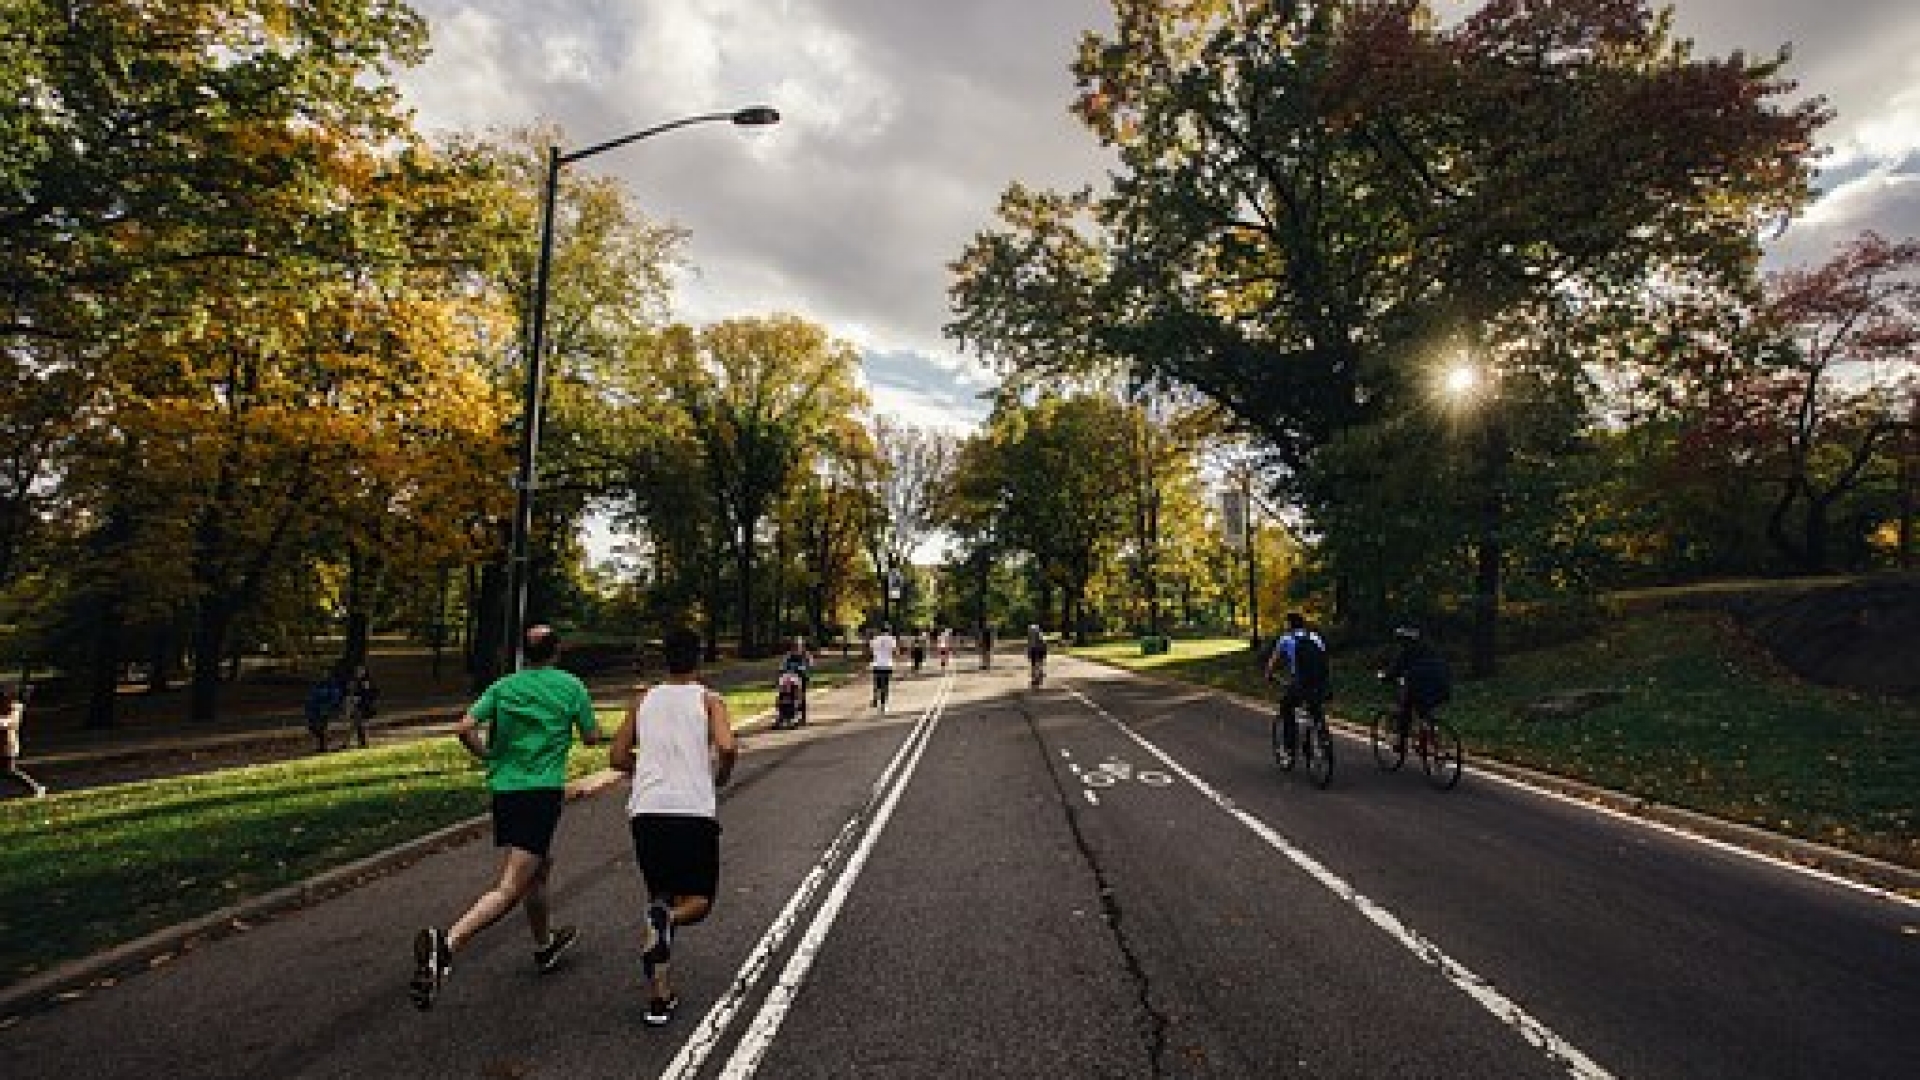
[1068,753,1175,801]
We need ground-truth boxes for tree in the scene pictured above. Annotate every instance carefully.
[954,0,1828,672]
[4,2,516,722]
[979,393,1136,642]
[660,316,868,656]
[863,418,955,628]
[1684,233,1920,572]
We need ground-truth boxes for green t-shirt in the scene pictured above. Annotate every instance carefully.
[469,666,598,792]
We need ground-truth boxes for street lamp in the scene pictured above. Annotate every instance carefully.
[505,105,780,669]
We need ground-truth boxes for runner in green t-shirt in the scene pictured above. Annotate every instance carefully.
[409,624,601,1011]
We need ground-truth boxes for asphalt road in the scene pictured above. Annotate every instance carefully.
[3,655,1915,1078]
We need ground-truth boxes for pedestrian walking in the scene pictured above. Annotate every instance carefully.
[409,624,603,1011]
[867,624,899,711]
[345,665,378,749]
[303,669,345,753]
[609,627,738,1027]
[0,685,48,799]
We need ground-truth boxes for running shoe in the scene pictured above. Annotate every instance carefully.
[643,994,680,1027]
[534,925,578,973]
[409,927,451,1011]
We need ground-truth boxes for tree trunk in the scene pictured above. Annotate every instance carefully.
[735,531,756,658]
[1802,493,1833,574]
[144,623,177,694]
[188,601,236,722]
[1899,449,1914,570]
[703,554,724,664]
[83,601,123,731]
[468,562,507,690]
[1469,411,1509,678]
[342,546,373,671]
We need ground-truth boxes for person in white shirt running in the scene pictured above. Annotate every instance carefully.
[867,625,899,712]
[610,627,737,1028]
[936,627,953,670]
[1,685,47,798]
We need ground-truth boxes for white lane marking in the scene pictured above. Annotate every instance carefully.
[660,669,954,1080]
[1069,688,1615,1080]
[1085,790,1100,806]
[716,672,954,1078]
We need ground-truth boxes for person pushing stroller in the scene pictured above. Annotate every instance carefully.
[773,638,813,730]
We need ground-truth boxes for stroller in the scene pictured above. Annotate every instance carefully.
[773,670,808,729]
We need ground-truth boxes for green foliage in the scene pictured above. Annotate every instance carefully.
[950,0,1834,648]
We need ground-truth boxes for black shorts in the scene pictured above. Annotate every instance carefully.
[492,788,566,858]
[631,814,722,901]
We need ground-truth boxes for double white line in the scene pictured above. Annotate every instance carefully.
[660,668,955,1080]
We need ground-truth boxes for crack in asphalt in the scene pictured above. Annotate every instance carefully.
[1019,695,1171,1078]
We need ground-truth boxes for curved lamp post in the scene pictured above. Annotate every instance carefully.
[506,106,780,668]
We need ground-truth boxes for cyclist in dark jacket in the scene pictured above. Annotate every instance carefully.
[1382,625,1451,754]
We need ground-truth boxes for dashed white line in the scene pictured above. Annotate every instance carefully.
[1068,687,1616,1080]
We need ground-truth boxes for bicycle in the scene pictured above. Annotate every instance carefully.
[1370,694,1463,791]
[1272,694,1334,789]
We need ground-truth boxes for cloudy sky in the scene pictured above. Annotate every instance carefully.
[396,0,1920,434]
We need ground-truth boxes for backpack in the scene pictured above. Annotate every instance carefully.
[1405,654,1452,708]
[1290,631,1330,689]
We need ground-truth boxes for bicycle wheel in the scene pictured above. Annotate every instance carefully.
[1271,711,1296,771]
[1305,710,1334,789]
[1421,719,1464,790]
[1370,710,1405,772]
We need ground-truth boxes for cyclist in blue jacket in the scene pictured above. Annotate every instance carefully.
[1264,612,1330,756]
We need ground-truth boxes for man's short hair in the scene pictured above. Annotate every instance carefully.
[662,627,703,674]
[524,624,562,664]
[1285,612,1306,630]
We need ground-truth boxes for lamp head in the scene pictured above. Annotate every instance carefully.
[731,106,781,127]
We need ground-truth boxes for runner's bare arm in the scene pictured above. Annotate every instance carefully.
[706,690,737,786]
[451,712,487,760]
[609,689,646,773]
[578,695,605,747]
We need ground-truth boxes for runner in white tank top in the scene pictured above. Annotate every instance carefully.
[610,628,737,1027]
[626,682,723,818]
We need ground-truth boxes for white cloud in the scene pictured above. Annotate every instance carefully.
[400,1,1919,431]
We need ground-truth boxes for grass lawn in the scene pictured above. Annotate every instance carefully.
[0,683,789,989]
[1074,614,1919,873]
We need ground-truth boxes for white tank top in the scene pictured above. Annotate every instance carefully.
[625,683,719,819]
